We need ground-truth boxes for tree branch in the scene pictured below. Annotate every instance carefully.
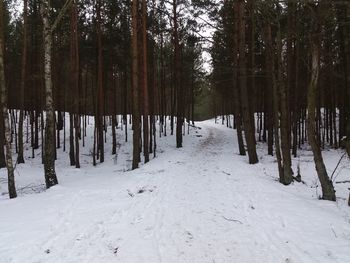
[50,0,74,33]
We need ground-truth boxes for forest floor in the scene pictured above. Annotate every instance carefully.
[1,118,350,263]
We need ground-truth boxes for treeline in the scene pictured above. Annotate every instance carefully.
[0,0,204,198]
[1,0,349,204]
[210,0,350,201]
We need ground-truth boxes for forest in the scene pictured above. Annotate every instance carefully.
[0,0,350,262]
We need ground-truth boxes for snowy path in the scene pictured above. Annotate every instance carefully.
[1,121,350,263]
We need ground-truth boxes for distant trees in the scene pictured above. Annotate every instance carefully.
[211,0,350,198]
[0,0,348,202]
[0,0,202,198]
[0,0,201,197]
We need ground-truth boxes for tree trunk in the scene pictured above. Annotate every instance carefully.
[132,0,141,169]
[307,7,335,201]
[232,1,245,156]
[74,114,80,168]
[0,111,6,167]
[69,113,75,165]
[41,0,58,188]
[112,115,117,154]
[142,0,149,163]
[0,2,17,198]
[17,0,28,164]
[338,5,350,157]
[96,0,104,163]
[173,0,183,148]
[71,1,80,168]
[264,22,284,184]
[236,0,258,164]
[277,24,293,185]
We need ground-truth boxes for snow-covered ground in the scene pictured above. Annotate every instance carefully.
[1,118,350,263]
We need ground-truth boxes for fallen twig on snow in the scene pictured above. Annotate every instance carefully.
[222,216,243,224]
[331,152,347,181]
[335,180,350,184]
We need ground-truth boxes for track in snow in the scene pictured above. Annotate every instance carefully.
[0,120,350,263]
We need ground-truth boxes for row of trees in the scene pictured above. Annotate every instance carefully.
[211,0,350,201]
[1,0,349,203]
[0,0,204,198]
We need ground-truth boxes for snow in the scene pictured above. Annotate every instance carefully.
[1,117,350,263]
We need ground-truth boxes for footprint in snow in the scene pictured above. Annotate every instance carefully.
[185,231,194,243]
[127,187,156,197]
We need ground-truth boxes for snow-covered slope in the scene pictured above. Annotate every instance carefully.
[0,119,349,263]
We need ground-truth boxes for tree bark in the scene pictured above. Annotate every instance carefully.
[307,5,336,201]
[96,0,104,163]
[132,0,141,169]
[232,1,245,156]
[69,113,75,165]
[142,0,149,162]
[277,23,293,185]
[71,0,80,168]
[41,0,58,188]
[236,0,258,164]
[264,22,284,184]
[17,0,28,164]
[173,0,183,148]
[112,115,117,154]
[0,1,17,198]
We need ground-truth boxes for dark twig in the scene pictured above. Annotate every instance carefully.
[222,216,243,224]
[331,152,347,181]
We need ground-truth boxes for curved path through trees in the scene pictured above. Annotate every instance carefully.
[1,120,350,263]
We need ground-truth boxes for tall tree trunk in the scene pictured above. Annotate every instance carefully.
[232,1,245,156]
[236,0,258,164]
[17,0,28,164]
[277,22,293,185]
[307,5,336,201]
[96,0,104,163]
[264,22,284,184]
[132,0,141,169]
[41,0,58,188]
[337,4,350,157]
[71,0,80,168]
[142,0,149,162]
[0,1,16,198]
[287,0,298,158]
[173,0,183,148]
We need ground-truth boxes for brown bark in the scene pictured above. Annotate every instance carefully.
[142,0,149,162]
[132,0,141,169]
[236,0,258,164]
[264,22,284,184]
[17,0,28,164]
[232,1,245,156]
[307,5,336,201]
[173,0,183,148]
[96,0,104,163]
[71,1,80,168]
[69,113,75,165]
[277,23,293,185]
[0,112,5,167]
[112,115,117,154]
